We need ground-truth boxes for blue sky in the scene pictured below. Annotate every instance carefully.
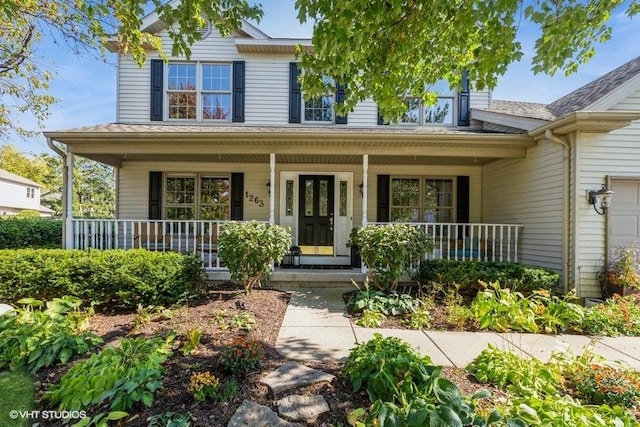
[12,1,639,155]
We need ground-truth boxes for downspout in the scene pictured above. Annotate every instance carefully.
[544,129,571,294]
[46,137,70,248]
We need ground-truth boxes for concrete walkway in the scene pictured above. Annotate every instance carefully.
[276,287,640,370]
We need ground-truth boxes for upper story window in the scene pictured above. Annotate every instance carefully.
[167,62,231,121]
[399,80,455,126]
[26,187,36,199]
[303,76,334,123]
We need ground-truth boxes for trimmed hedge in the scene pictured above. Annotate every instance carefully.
[0,249,203,308]
[413,259,561,296]
[0,218,62,249]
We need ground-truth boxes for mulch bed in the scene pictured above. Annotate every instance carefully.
[34,283,496,426]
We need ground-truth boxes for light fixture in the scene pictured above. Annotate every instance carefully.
[587,184,614,215]
[266,181,271,196]
[358,183,364,196]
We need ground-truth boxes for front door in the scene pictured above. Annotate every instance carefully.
[299,175,334,255]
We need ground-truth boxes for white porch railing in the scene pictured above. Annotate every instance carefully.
[69,219,237,270]
[370,222,523,263]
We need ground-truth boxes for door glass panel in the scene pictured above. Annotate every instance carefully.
[285,180,294,216]
[339,181,347,216]
[319,179,328,217]
[305,179,314,216]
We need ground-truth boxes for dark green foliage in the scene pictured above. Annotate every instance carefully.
[348,224,433,291]
[0,249,203,308]
[0,296,102,373]
[0,218,62,249]
[413,259,561,297]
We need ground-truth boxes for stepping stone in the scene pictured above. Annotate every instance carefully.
[227,400,302,427]
[278,394,330,422]
[261,361,336,395]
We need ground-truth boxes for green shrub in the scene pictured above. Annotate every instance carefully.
[219,338,264,375]
[348,224,433,291]
[46,336,172,412]
[218,221,291,293]
[413,259,561,297]
[581,295,640,336]
[0,296,102,373]
[0,217,62,249]
[347,280,424,316]
[0,249,203,309]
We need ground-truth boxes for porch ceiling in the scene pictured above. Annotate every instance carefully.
[45,123,535,167]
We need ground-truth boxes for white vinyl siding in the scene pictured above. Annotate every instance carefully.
[575,118,640,297]
[116,26,493,126]
[470,90,490,110]
[482,140,565,274]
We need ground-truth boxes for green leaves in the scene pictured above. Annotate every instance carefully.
[218,221,292,293]
[46,336,172,413]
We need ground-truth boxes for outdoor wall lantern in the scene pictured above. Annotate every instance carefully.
[266,181,271,196]
[588,184,614,215]
[358,183,364,196]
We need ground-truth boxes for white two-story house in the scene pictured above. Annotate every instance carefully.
[44,6,640,297]
[0,168,54,217]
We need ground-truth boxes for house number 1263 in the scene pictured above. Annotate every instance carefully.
[245,192,265,207]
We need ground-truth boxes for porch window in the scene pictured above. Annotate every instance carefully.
[165,174,230,220]
[303,76,334,123]
[390,177,455,222]
[167,62,232,121]
[399,79,455,126]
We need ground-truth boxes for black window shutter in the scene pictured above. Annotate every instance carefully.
[456,176,470,223]
[335,83,347,124]
[149,172,163,219]
[289,62,301,123]
[231,173,244,220]
[232,61,245,122]
[458,70,470,126]
[150,59,163,121]
[377,175,390,222]
[377,107,388,125]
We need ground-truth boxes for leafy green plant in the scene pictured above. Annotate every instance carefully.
[147,411,194,427]
[46,336,173,412]
[218,221,291,293]
[347,283,423,317]
[468,345,563,397]
[219,338,264,375]
[569,363,640,408]
[348,224,433,291]
[181,327,202,356]
[354,309,385,328]
[187,371,236,403]
[230,312,255,330]
[0,296,102,372]
[496,395,638,427]
[581,295,640,336]
[471,281,539,333]
[401,308,431,329]
[0,249,203,308]
[531,290,585,334]
[413,259,561,296]
[445,303,474,330]
[72,411,129,427]
[344,334,493,426]
[0,217,62,249]
[212,309,229,330]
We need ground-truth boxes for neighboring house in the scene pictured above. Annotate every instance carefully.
[0,168,54,217]
[43,5,640,297]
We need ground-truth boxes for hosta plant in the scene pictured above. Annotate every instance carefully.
[0,296,102,373]
[354,309,385,328]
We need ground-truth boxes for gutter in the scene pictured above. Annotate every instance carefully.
[544,130,571,294]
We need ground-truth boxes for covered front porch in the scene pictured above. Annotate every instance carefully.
[45,123,533,280]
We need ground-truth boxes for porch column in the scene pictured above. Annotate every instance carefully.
[65,153,75,249]
[362,154,368,227]
[269,153,275,225]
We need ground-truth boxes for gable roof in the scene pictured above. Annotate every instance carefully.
[0,168,41,187]
[547,56,640,117]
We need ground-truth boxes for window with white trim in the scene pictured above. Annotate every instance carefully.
[165,174,230,220]
[167,62,232,121]
[390,177,455,222]
[303,76,334,123]
[399,79,455,126]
